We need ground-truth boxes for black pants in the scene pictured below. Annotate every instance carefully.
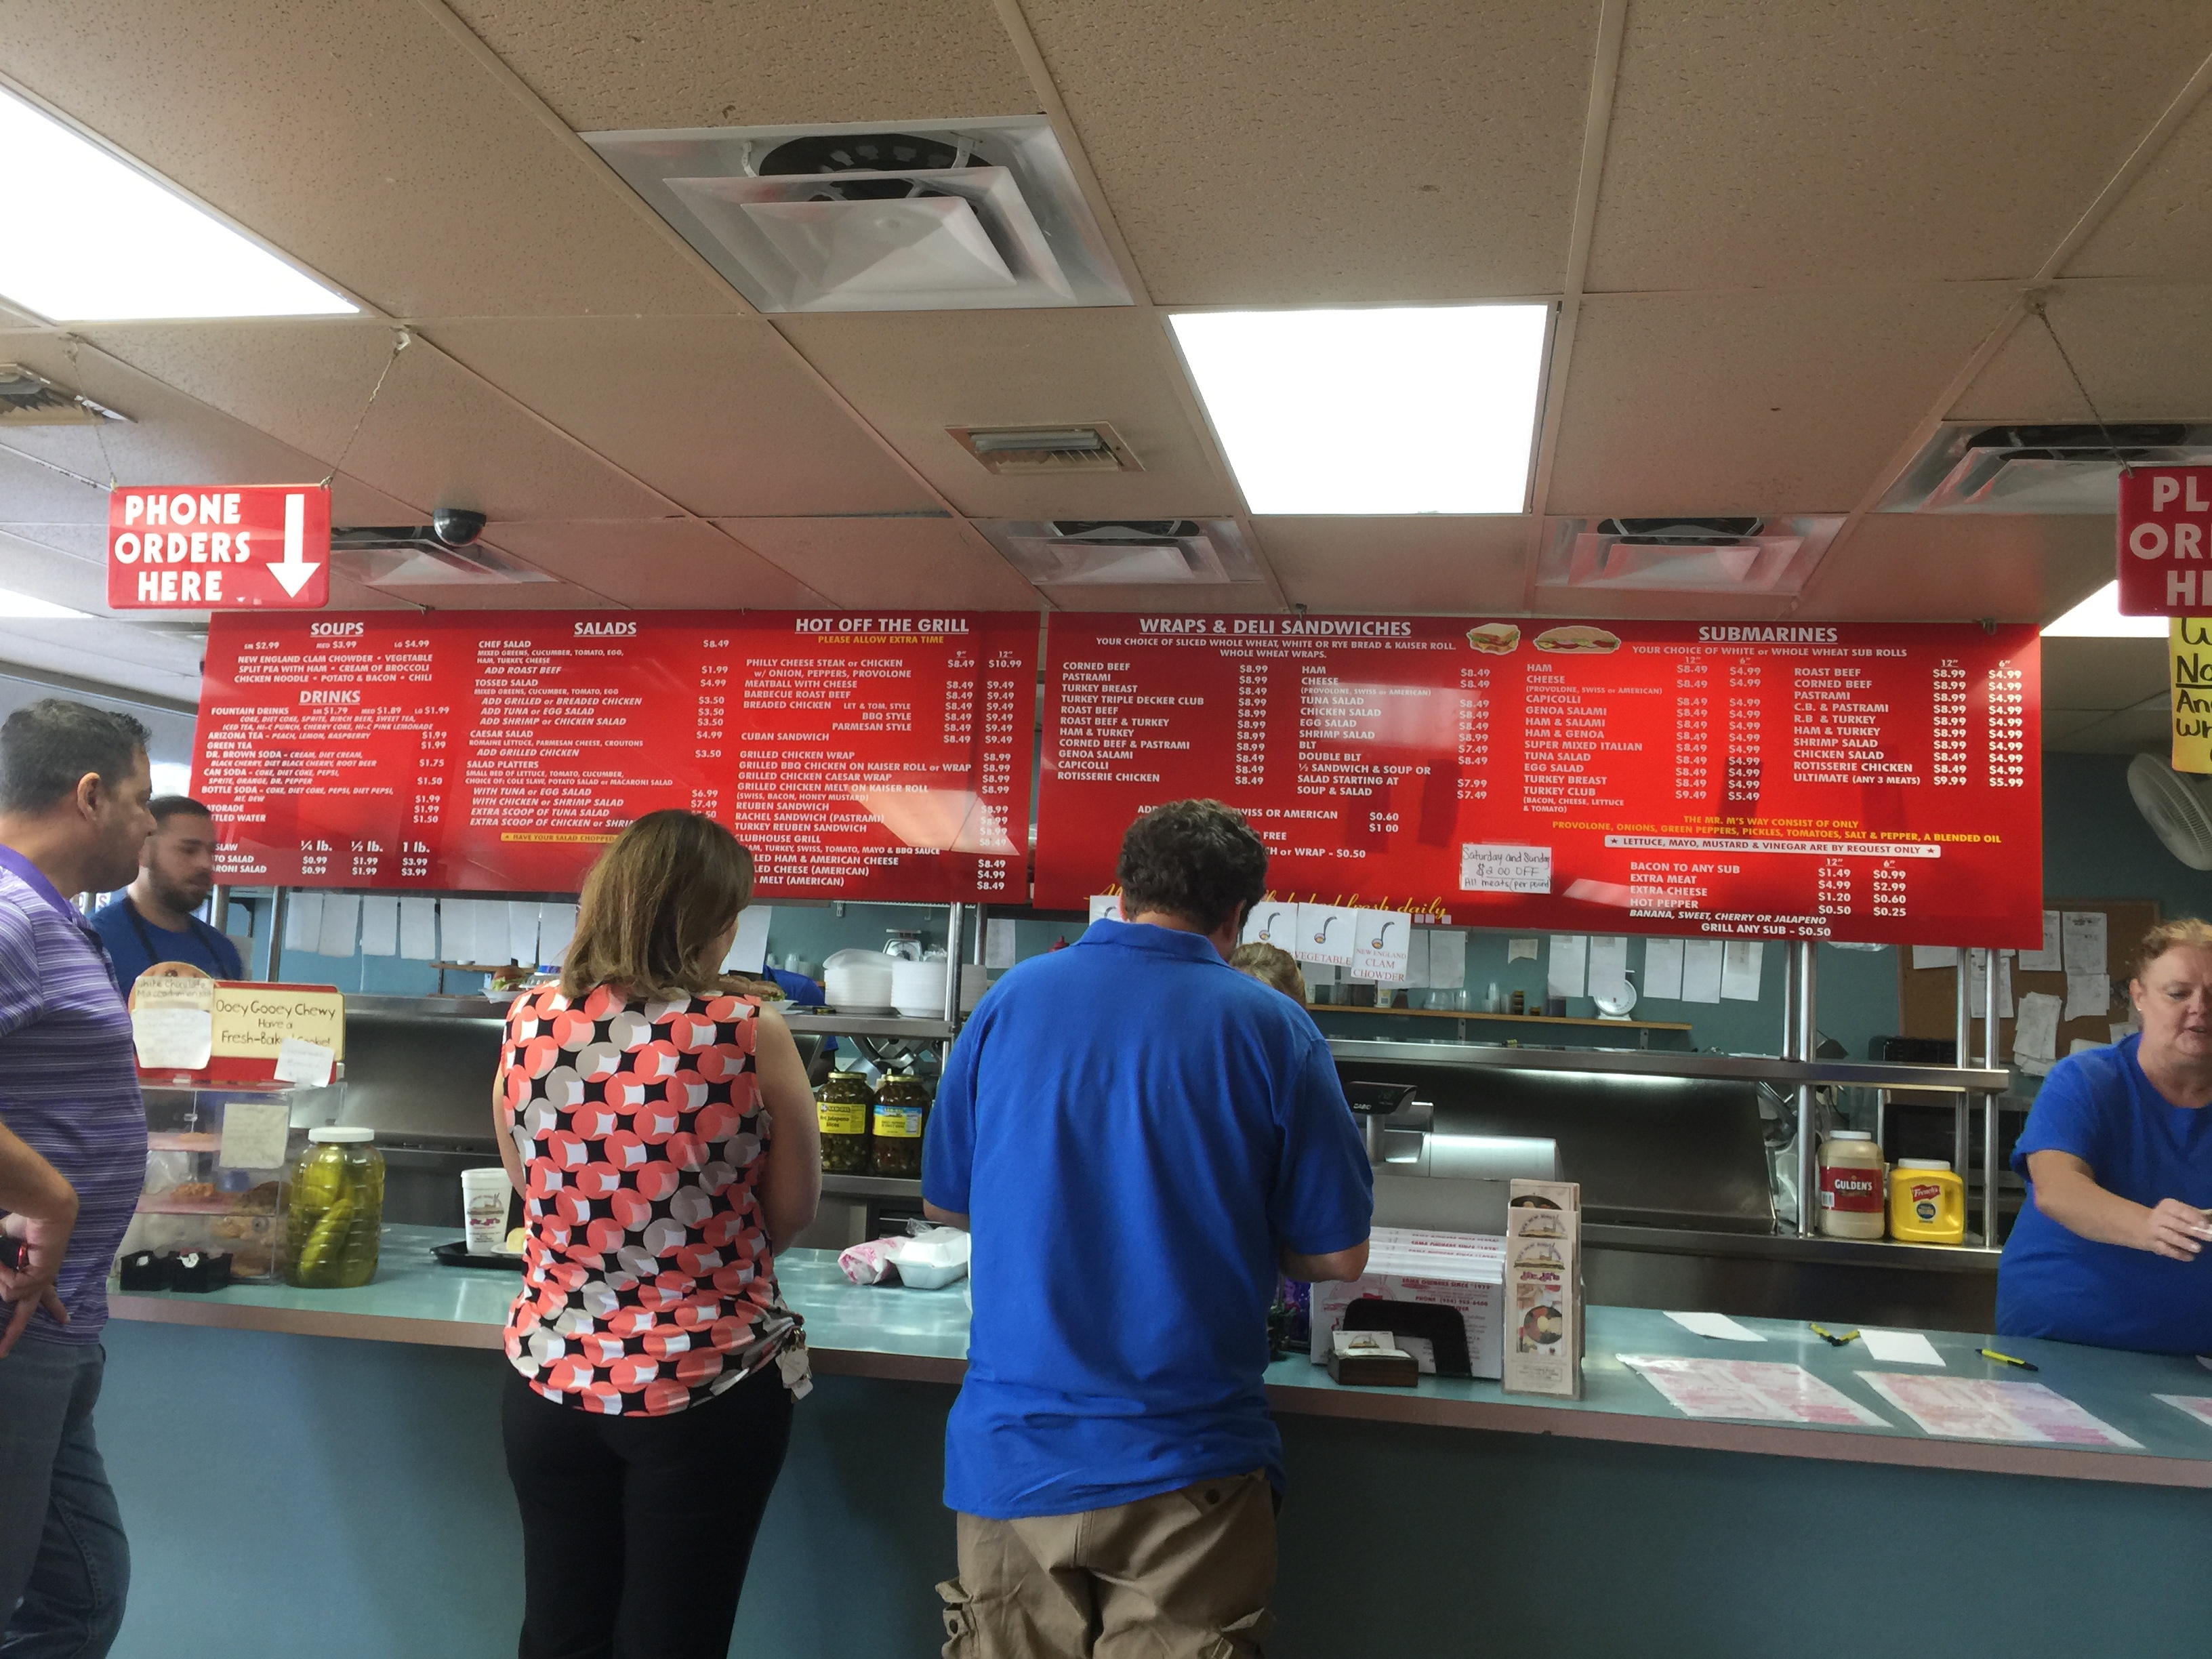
[501,1363,795,1659]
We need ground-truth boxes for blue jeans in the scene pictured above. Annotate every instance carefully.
[0,1339,127,1658]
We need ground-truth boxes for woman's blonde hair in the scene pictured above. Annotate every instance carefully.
[1229,941,1307,1005]
[560,811,754,998]
[2131,918,2212,981]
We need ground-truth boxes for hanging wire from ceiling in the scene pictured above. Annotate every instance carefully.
[319,327,411,489]
[2026,294,2131,475]
[60,335,117,490]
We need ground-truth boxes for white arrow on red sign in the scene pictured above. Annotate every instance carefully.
[106,484,330,609]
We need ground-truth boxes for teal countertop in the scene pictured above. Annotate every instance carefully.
[113,1225,2212,1488]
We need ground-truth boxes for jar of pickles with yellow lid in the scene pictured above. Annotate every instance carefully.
[872,1073,932,1179]
[817,1071,874,1175]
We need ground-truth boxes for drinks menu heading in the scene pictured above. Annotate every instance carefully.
[1036,616,2041,947]
[194,611,1035,901]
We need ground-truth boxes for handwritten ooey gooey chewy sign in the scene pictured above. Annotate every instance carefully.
[107,484,329,609]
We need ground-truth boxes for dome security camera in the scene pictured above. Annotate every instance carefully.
[432,507,487,547]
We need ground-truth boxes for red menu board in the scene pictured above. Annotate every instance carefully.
[1035,616,2042,947]
[194,611,1036,899]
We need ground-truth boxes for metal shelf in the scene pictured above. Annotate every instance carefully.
[1325,1036,2011,1094]
[821,1173,927,1200]
[783,1012,957,1040]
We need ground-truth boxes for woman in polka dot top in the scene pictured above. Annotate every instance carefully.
[493,809,821,1659]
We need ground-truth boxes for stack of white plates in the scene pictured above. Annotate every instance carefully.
[823,951,894,1012]
[891,958,949,1018]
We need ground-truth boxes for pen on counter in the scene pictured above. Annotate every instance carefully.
[1978,1347,2039,1372]
[1809,1324,1859,1347]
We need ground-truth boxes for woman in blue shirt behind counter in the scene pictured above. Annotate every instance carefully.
[1998,919,2212,1353]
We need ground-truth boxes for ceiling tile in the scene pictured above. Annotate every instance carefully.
[0,612,205,703]
[776,309,1236,517]
[1586,1,2212,291]
[485,519,827,609]
[2041,637,2169,712]
[2071,97,2212,280]
[2,0,739,317]
[1793,514,2112,623]
[715,517,1040,610]
[1547,288,2013,516]
[368,577,626,611]
[1951,284,2212,421]
[1021,0,1597,304]
[1256,516,1532,614]
[81,323,671,523]
[1040,583,1282,613]
[447,0,1033,129]
[421,317,935,517]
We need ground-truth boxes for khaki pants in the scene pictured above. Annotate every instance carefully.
[938,1471,1277,1659]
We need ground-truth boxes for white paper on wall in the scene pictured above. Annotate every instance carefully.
[2062,912,2108,975]
[984,917,1018,970]
[1643,938,1685,1000]
[1404,928,1431,989]
[1911,945,1965,971]
[1428,930,1468,991]
[1351,911,1412,983]
[315,894,360,959]
[1968,949,2015,1019]
[358,896,399,958]
[1681,939,1725,1004]
[506,901,540,968]
[1587,935,1630,1000]
[2064,973,2110,1022]
[2018,912,2064,972]
[1507,937,1538,963]
[1719,941,1763,1002]
[723,906,771,974]
[1294,903,1357,968]
[282,892,324,953]
[539,903,578,964]
[397,897,437,961]
[1546,935,1587,1000]
[2013,991,2063,1063]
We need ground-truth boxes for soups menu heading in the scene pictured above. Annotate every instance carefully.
[194,612,1036,901]
[1034,616,2043,947]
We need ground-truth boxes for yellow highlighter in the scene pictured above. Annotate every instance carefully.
[1978,1347,2040,1373]
[1809,1324,1860,1347]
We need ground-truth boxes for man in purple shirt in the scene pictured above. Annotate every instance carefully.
[0,699,157,1658]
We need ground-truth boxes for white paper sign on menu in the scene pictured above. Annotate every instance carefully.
[1621,1356,1887,1426]
[1460,842,1551,894]
[1642,938,1685,1000]
[1859,1373,2141,1447]
[1351,911,1412,983]
[1294,904,1357,968]
[1242,899,1296,949]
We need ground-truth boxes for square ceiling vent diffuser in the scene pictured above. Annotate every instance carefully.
[1877,423,2212,514]
[586,117,1131,313]
[981,519,1261,586]
[1537,517,1841,596]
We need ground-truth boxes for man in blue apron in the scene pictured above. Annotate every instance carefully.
[89,796,243,991]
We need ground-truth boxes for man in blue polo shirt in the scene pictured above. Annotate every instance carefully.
[0,699,157,1658]
[924,799,1372,1658]
[91,795,243,991]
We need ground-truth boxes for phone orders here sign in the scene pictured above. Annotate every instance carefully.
[107,485,329,609]
[2118,466,2212,614]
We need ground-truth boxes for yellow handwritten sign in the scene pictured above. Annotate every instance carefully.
[210,985,346,1061]
[2171,618,2212,773]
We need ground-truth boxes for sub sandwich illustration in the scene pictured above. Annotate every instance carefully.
[1532,625,1621,655]
[1465,621,1521,655]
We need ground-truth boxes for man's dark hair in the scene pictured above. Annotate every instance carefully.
[1115,799,1268,933]
[0,699,150,815]
[150,795,214,830]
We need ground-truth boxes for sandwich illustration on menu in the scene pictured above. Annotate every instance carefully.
[1465,622,1521,655]
[1532,625,1621,655]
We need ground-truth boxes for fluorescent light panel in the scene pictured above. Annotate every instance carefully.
[0,586,87,619]
[2042,581,2168,638]
[1169,304,1549,515]
[0,87,356,321]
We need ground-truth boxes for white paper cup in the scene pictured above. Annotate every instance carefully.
[461,1167,510,1254]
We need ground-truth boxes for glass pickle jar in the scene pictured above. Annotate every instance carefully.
[281,1127,385,1289]
[872,1073,931,1179]
[817,1071,875,1175]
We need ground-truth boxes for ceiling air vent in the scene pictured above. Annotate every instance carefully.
[1879,423,2212,514]
[981,518,1259,586]
[331,525,555,589]
[585,117,1131,314]
[950,423,1139,475]
[1537,517,1841,595]
[0,365,125,426]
